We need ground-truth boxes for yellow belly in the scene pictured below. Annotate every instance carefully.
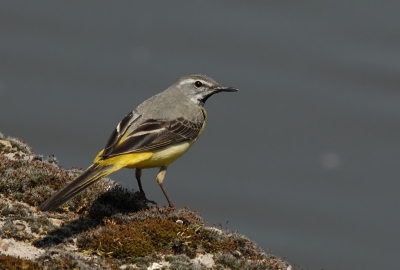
[134,141,194,169]
[94,141,194,170]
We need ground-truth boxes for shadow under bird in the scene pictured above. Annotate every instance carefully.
[39,74,238,211]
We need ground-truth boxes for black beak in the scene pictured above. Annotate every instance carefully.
[200,85,238,104]
[213,86,239,93]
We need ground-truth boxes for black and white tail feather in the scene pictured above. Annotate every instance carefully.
[38,163,114,211]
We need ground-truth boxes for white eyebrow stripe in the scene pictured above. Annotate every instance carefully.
[178,78,196,87]
[178,78,214,88]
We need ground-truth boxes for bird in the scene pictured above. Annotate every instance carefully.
[39,74,238,211]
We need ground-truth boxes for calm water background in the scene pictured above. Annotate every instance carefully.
[1,1,399,269]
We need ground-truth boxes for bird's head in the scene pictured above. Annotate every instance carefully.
[176,74,238,105]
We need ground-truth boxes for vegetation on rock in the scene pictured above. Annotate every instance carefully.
[0,133,293,269]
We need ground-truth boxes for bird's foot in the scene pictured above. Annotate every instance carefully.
[145,198,157,205]
[137,192,157,205]
[168,203,176,210]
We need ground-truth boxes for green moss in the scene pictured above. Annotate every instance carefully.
[165,254,205,270]
[0,220,19,239]
[36,248,114,270]
[0,254,41,270]
[216,253,294,270]
[0,146,111,213]
[26,216,53,234]
[0,198,58,241]
[7,137,33,155]
[81,219,181,258]
[79,218,268,262]
[114,254,162,269]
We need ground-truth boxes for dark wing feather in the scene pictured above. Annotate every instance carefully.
[102,111,142,157]
[101,117,203,158]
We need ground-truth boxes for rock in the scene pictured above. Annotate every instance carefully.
[0,139,12,148]
[48,218,63,227]
[15,223,26,231]
[176,219,183,225]
[0,241,9,251]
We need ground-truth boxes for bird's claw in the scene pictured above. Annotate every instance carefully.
[138,192,157,205]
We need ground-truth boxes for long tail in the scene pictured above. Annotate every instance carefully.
[39,163,118,211]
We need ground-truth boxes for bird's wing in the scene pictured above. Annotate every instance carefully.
[102,110,142,157]
[101,111,203,158]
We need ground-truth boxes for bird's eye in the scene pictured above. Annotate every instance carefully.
[194,81,203,88]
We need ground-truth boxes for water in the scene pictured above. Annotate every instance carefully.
[1,1,399,269]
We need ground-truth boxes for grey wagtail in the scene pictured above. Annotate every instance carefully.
[39,74,238,211]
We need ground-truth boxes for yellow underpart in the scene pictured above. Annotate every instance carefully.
[93,141,194,170]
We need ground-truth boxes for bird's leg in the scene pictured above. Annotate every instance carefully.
[135,168,145,194]
[135,168,156,205]
[156,166,175,208]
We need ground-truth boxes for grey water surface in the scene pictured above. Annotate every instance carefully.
[1,2,399,269]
